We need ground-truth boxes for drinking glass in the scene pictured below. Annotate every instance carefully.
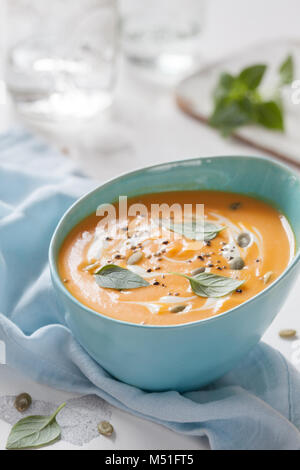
[120,0,206,79]
[5,0,119,121]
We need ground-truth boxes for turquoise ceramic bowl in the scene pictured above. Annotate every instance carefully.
[49,156,300,392]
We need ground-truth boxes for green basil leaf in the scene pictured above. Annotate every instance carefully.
[213,72,236,104]
[255,100,284,131]
[6,403,66,450]
[174,272,244,298]
[162,219,225,241]
[94,264,149,290]
[239,64,267,89]
[201,222,226,241]
[209,98,254,135]
[279,55,294,85]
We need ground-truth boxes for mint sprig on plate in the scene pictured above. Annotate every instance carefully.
[209,55,294,136]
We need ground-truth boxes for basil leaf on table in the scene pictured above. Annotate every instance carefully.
[173,272,245,298]
[94,264,149,290]
[161,219,225,242]
[6,403,66,450]
[279,55,294,86]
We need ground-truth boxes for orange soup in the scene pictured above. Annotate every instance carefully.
[58,191,294,326]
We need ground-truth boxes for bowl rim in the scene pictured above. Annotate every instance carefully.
[49,154,300,330]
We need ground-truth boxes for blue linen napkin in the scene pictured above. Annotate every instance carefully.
[0,129,300,450]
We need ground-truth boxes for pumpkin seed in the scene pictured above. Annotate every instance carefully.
[169,305,186,313]
[191,267,205,276]
[14,393,32,413]
[229,257,245,270]
[98,421,114,436]
[279,329,296,339]
[262,271,273,284]
[237,232,251,248]
[83,261,101,272]
[127,252,143,265]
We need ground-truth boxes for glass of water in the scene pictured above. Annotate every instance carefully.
[120,0,206,80]
[5,0,119,121]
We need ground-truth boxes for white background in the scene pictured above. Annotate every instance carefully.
[0,0,300,450]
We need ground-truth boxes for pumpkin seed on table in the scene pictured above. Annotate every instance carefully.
[127,252,143,265]
[14,393,32,413]
[191,267,205,276]
[237,232,251,248]
[279,329,297,339]
[229,257,245,270]
[169,305,186,313]
[98,421,114,436]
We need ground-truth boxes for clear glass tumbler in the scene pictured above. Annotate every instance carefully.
[5,0,119,121]
[120,0,206,79]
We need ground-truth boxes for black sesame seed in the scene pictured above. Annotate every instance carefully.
[162,240,169,245]
[230,202,242,211]
[147,268,152,273]
[153,281,160,286]
[198,255,205,261]
[236,289,243,293]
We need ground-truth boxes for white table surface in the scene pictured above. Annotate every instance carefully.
[0,0,300,451]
